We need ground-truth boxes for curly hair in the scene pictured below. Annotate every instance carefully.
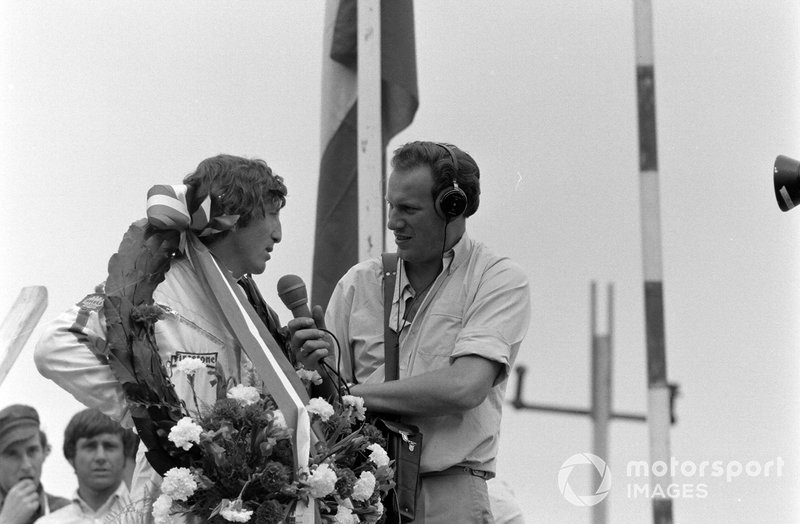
[183,154,288,242]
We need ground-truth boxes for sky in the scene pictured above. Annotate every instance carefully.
[1,1,799,522]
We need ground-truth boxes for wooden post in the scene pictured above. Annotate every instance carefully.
[357,0,384,261]
[633,0,673,521]
[0,286,48,388]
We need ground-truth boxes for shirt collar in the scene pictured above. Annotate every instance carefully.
[395,231,470,292]
[389,232,471,330]
[72,482,129,515]
[448,232,471,274]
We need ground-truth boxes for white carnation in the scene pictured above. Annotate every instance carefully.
[152,494,173,524]
[307,397,335,422]
[351,470,376,501]
[342,395,366,421]
[334,504,359,524]
[168,417,203,450]
[160,467,197,501]
[175,357,206,376]
[227,384,260,406]
[297,368,323,385]
[219,499,253,522]
[367,443,390,467]
[272,410,287,429]
[307,462,338,498]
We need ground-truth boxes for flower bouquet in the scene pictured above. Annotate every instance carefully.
[152,364,394,524]
[100,221,394,523]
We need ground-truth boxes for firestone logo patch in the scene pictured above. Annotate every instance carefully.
[168,352,218,371]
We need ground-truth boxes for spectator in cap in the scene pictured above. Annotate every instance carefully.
[0,405,68,524]
[34,409,137,524]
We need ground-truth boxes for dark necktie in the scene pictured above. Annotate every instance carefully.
[237,276,279,337]
[237,275,297,366]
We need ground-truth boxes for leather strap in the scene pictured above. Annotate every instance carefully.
[382,253,399,381]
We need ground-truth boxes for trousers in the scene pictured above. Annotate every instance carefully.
[408,467,494,523]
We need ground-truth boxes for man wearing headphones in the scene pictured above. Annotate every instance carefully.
[323,141,531,523]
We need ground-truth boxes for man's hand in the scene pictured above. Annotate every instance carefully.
[0,479,40,524]
[287,305,331,371]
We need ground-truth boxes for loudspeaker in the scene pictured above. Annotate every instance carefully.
[434,143,468,219]
[774,155,800,212]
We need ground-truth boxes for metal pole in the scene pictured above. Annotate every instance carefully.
[592,283,612,524]
[357,0,384,261]
[633,1,673,522]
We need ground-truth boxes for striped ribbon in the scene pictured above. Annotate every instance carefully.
[185,234,317,524]
[146,184,239,237]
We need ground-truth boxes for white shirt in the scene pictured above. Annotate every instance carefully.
[34,483,129,524]
[326,233,531,473]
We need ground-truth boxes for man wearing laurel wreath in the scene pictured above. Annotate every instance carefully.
[34,155,330,522]
[322,142,531,523]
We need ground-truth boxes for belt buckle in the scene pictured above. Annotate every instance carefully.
[465,467,490,479]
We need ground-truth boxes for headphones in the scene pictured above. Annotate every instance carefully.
[434,143,468,219]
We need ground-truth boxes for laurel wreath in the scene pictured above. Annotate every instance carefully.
[101,219,195,475]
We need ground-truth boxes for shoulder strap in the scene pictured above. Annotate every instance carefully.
[381,253,399,381]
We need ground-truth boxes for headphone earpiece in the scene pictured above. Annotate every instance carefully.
[434,143,468,219]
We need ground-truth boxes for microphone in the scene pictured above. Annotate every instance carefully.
[278,275,347,393]
[277,274,312,318]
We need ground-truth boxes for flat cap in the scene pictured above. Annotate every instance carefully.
[0,404,40,453]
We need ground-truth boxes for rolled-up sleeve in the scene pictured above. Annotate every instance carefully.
[450,258,531,384]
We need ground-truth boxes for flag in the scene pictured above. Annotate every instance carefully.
[312,0,418,309]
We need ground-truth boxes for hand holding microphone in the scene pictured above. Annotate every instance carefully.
[277,275,330,369]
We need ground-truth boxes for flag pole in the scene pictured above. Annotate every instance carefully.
[633,1,673,522]
[591,282,613,524]
[357,0,384,260]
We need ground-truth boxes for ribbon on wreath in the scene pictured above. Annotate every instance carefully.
[145,184,239,255]
[146,185,318,524]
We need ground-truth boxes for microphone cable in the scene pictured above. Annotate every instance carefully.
[314,327,350,400]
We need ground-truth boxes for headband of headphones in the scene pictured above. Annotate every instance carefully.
[437,143,459,174]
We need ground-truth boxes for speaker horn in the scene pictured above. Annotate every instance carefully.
[774,155,800,212]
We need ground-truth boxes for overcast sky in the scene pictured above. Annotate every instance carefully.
[2,2,799,522]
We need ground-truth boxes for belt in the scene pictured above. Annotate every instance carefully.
[421,466,495,480]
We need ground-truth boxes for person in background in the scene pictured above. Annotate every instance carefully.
[35,408,136,524]
[0,405,69,524]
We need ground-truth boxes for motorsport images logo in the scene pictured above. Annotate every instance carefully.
[558,453,612,507]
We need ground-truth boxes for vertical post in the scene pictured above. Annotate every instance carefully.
[513,365,527,409]
[633,1,673,522]
[357,0,384,261]
[591,283,612,524]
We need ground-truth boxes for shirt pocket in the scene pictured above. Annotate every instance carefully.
[414,304,463,358]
